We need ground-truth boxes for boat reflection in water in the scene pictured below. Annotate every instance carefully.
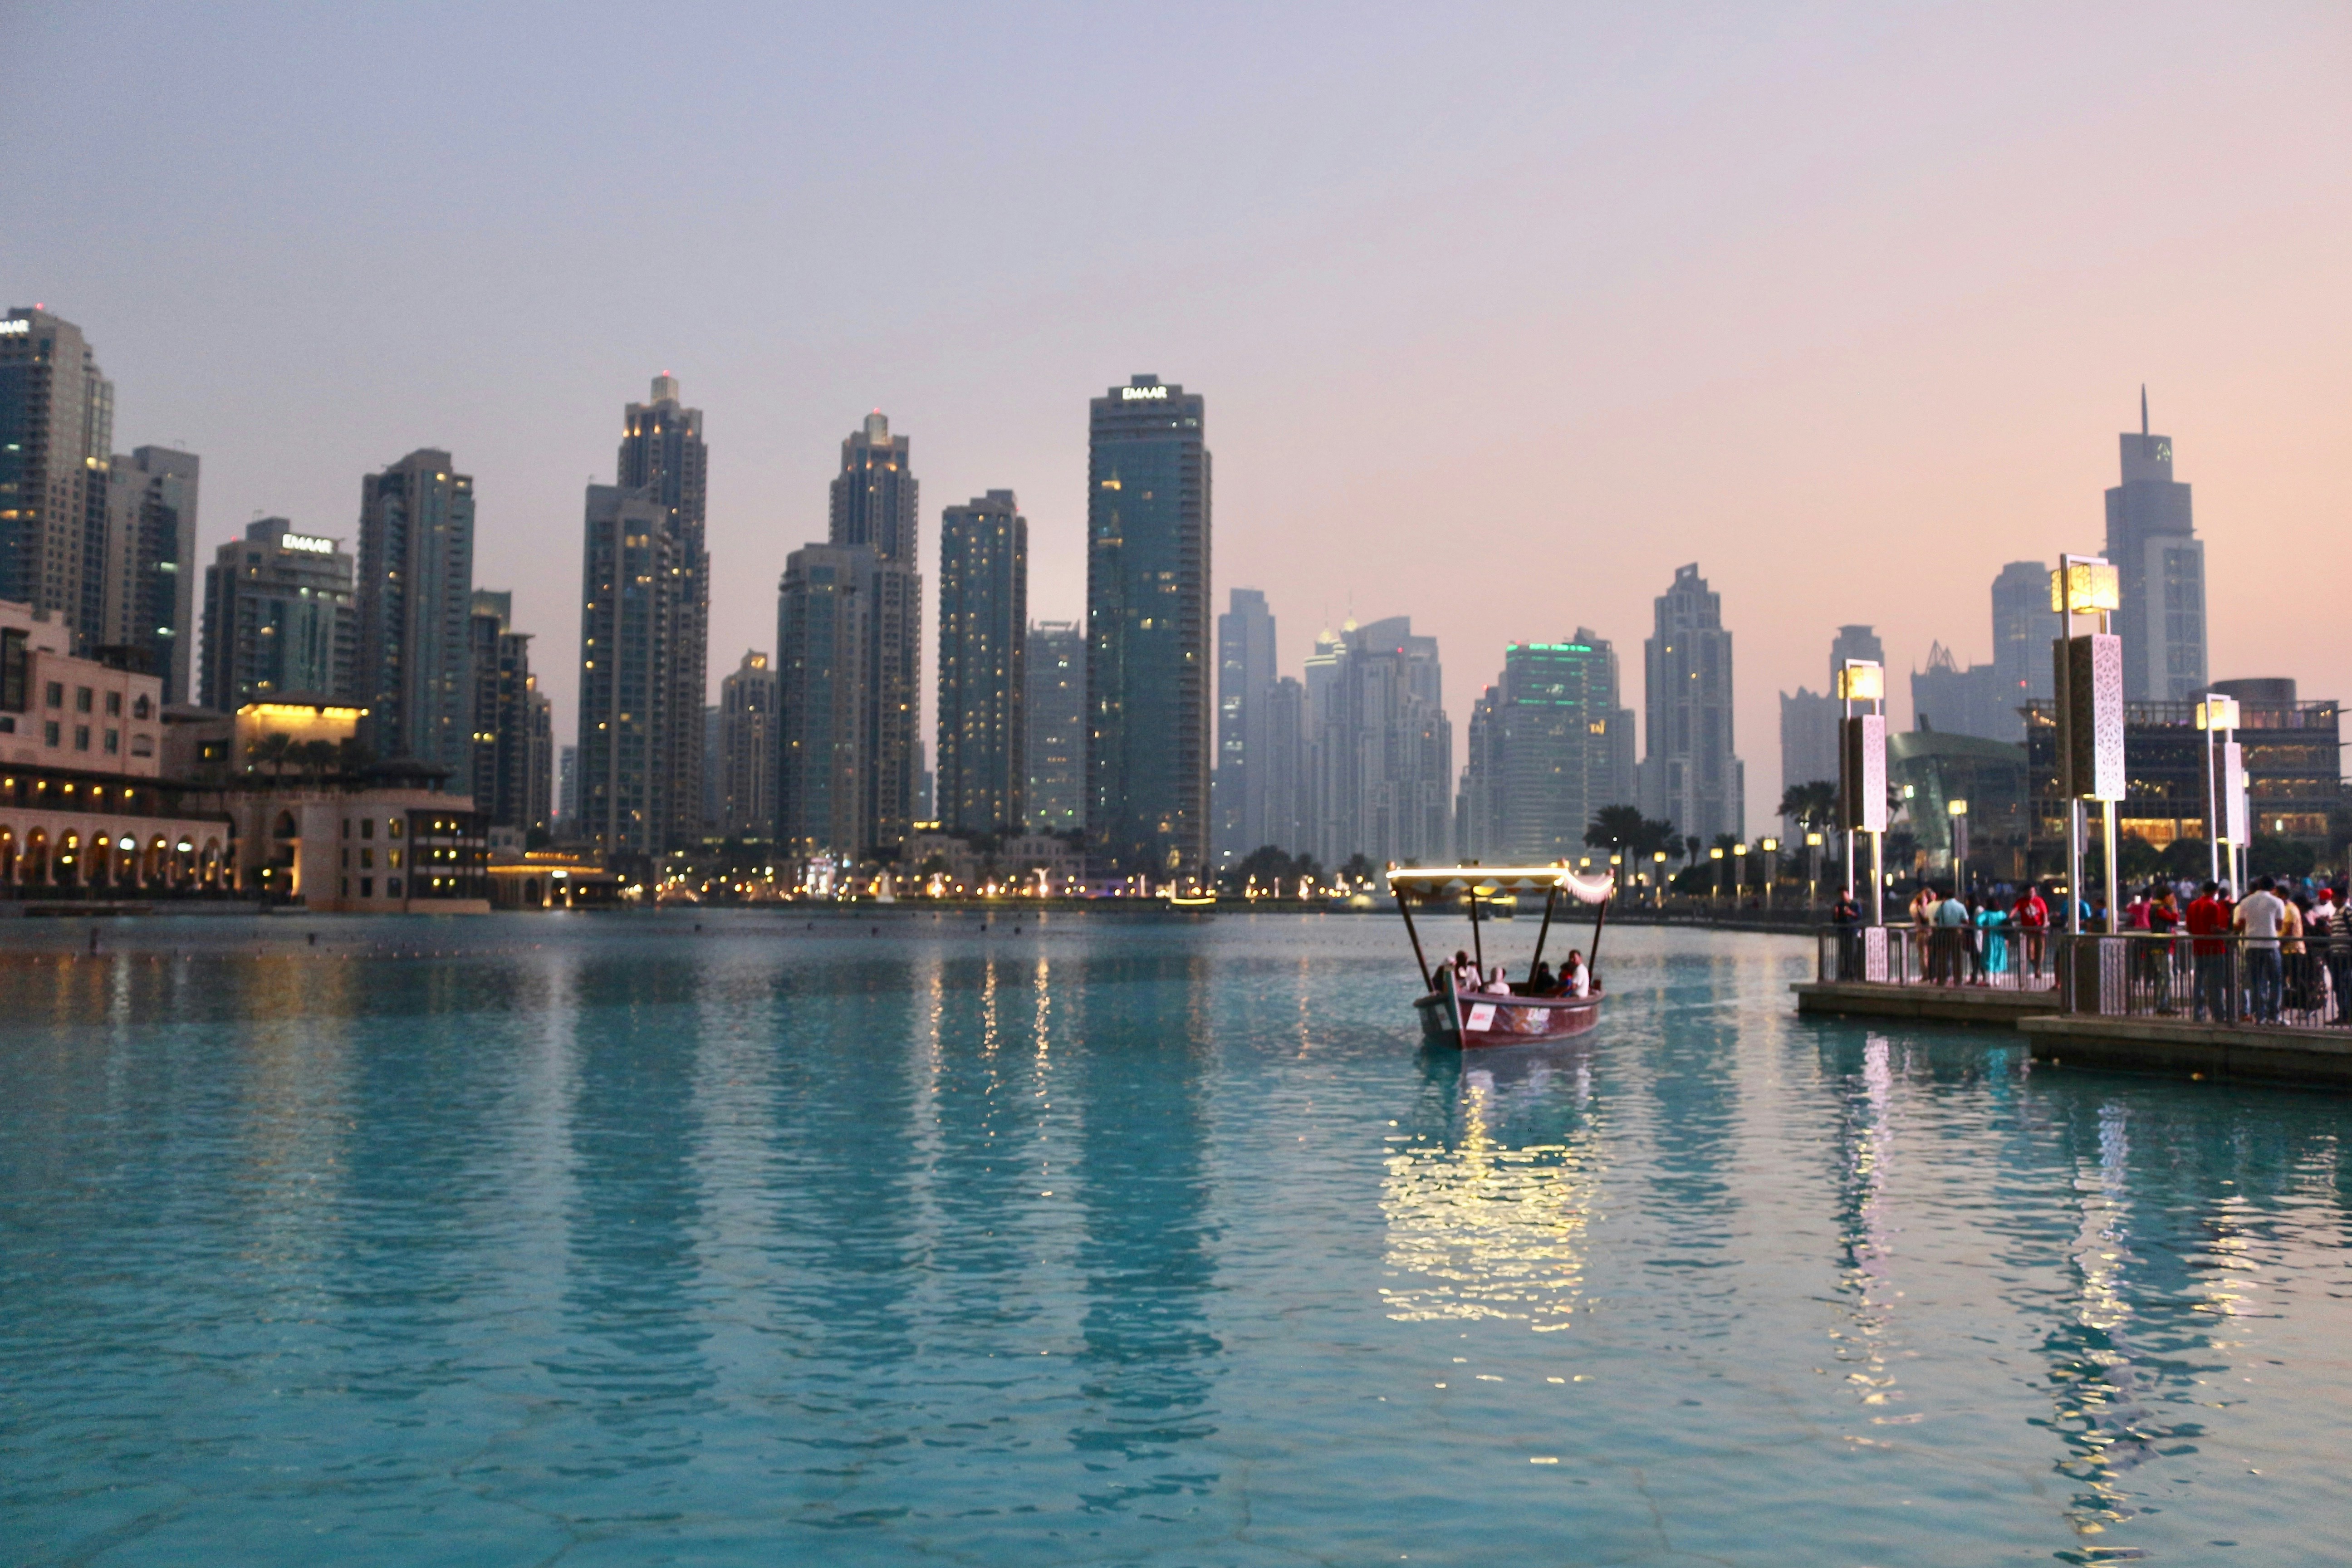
[1379,1040,1605,1332]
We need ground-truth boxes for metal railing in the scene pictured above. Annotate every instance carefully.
[2052,932,2352,1031]
[1814,923,2060,992]
[1812,925,2352,1032]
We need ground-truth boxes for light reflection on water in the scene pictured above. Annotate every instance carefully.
[2,912,2349,1566]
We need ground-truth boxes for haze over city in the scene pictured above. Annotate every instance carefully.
[6,0,2347,830]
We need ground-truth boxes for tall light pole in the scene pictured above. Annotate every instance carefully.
[1653,850,1668,910]
[1711,844,1726,902]
[1838,660,1887,926]
[1760,836,1779,909]
[2052,555,2123,934]
[1805,830,1823,905]
[1733,842,1749,904]
[1946,799,1969,893]
[2197,693,2244,891]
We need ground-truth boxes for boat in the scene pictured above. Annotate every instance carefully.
[1386,865,1615,1048]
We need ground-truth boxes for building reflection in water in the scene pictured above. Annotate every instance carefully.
[1061,950,1222,1509]
[1380,1046,1602,1330]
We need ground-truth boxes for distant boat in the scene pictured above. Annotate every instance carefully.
[1386,865,1614,1049]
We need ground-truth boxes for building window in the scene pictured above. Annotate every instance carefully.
[388,848,402,868]
[73,726,90,751]
[360,818,374,840]
[44,720,59,746]
[105,691,122,716]
[387,818,403,839]
[104,729,119,755]
[132,694,151,720]
[75,688,92,713]
[387,877,402,897]
[360,848,373,869]
[341,877,349,897]
[45,682,63,709]
[131,735,153,757]
[360,877,373,897]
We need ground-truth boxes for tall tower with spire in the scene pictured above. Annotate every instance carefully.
[827,410,921,853]
[2104,389,2206,701]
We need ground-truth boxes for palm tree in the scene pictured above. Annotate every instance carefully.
[248,731,293,778]
[1583,804,1647,859]
[1776,779,1838,834]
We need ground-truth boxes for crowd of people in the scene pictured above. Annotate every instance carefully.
[1827,871,2352,1027]
[1442,948,1594,999]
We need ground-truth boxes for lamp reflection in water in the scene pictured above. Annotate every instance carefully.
[1827,1035,1906,1424]
[1380,1055,1601,1330]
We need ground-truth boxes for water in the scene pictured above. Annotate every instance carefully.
[3,912,2348,1566]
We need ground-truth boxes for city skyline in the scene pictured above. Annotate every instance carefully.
[7,6,2347,836]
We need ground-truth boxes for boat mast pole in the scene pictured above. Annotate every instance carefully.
[1529,882,1558,977]
[1469,887,1485,975]
[1395,889,1432,992]
[1586,889,1612,985]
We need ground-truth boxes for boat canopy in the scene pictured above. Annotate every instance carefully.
[1384,866,1616,905]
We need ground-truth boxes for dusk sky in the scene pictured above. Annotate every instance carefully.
[7,2,2347,829]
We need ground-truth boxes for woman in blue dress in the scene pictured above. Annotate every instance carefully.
[1977,900,2010,977]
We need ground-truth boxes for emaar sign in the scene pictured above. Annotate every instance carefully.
[1119,385,1168,401]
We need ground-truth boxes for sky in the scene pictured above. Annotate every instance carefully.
[6,0,2348,830]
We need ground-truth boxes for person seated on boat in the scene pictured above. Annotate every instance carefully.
[1448,950,1480,992]
[1561,951,1590,996]
[1529,959,1557,995]
[1485,964,1511,994]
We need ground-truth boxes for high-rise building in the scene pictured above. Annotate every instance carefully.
[2105,390,2206,701]
[1215,587,1279,863]
[616,375,712,848]
[574,484,689,857]
[525,679,553,835]
[0,309,114,652]
[356,450,475,775]
[1087,374,1211,880]
[1305,616,1451,869]
[557,744,578,830]
[96,446,199,705]
[719,649,779,837]
[1989,560,2057,711]
[1454,634,1635,865]
[199,518,356,710]
[467,590,536,829]
[829,411,921,855]
[936,490,1025,833]
[1640,564,1743,845]
[776,543,875,861]
[1024,620,1084,834]
[702,705,720,833]
[1261,675,1309,859]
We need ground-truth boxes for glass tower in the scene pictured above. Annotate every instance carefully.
[935,490,1026,834]
[1086,375,1210,881]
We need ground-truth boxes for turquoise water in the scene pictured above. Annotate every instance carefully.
[3,912,2349,1566]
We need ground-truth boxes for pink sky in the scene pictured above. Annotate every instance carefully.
[7,2,2347,827]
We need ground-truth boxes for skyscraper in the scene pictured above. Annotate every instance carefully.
[1305,617,1451,869]
[1215,587,1279,862]
[1024,620,1084,834]
[830,411,921,855]
[467,589,535,829]
[776,543,875,861]
[1455,634,1635,864]
[525,678,553,835]
[936,490,1026,833]
[719,650,779,838]
[1087,374,1210,880]
[96,446,199,704]
[1989,560,2057,711]
[199,519,356,710]
[1641,564,1743,844]
[356,449,475,775]
[574,484,688,856]
[1262,674,1309,859]
[0,308,113,648]
[2105,390,2206,700]
[616,375,711,846]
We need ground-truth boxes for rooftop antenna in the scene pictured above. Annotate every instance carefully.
[2141,384,2148,437]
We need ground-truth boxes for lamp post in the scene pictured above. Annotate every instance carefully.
[1804,831,1823,905]
[1838,659,1887,927]
[2196,694,2243,892]
[1710,844,1725,902]
[1760,837,1779,909]
[1733,842,1749,905]
[1946,799,1969,893]
[1653,850,1667,910]
[2052,555,2124,935]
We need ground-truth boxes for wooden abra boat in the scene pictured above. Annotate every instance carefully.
[1387,865,1615,1048]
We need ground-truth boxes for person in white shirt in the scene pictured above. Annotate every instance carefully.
[2234,876,2288,1024]
[1562,951,1590,997]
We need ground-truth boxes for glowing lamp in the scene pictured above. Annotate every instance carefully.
[2195,696,2241,731]
[1946,799,1968,817]
[1834,662,1883,702]
[2049,559,2121,614]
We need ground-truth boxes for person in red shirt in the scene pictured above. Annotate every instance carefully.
[2185,880,2234,1023]
[2012,885,2049,979]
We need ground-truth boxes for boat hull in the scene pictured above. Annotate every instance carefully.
[1415,989,1602,1048]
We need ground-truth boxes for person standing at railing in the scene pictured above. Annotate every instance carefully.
[1830,887,1861,980]
[2233,877,2288,1026]
[1976,897,2010,979]
[2283,893,2315,1016]
[2327,894,2352,1025]
[2187,881,2234,1024]
[1931,887,1970,985]
[2146,886,2181,1014]
[2013,885,2049,980]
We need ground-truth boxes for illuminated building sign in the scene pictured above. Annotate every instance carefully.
[280,533,335,554]
[1120,385,1168,401]
[0,320,29,336]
